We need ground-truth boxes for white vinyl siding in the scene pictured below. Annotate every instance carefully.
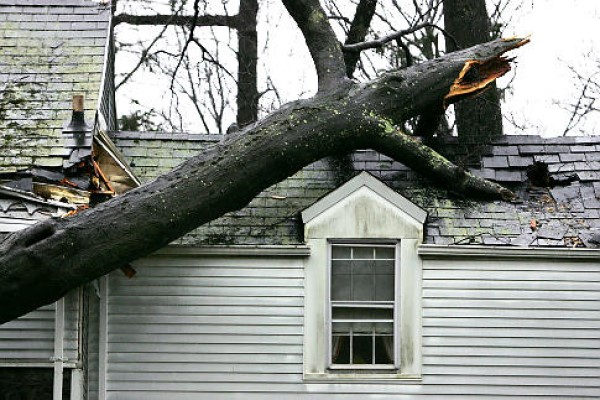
[101,249,600,399]
[105,253,305,398]
[420,257,600,398]
[0,289,80,365]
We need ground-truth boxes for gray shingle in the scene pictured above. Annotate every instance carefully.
[571,145,597,153]
[492,146,519,156]
[508,155,533,167]
[560,153,586,162]
[495,170,523,182]
[482,156,508,168]
[533,154,559,164]
[518,145,544,154]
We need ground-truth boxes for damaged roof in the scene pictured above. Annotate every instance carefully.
[0,0,111,173]
[111,132,600,248]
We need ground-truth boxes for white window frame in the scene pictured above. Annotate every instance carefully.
[326,241,401,372]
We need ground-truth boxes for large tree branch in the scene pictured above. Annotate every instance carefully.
[0,37,527,324]
[281,0,348,93]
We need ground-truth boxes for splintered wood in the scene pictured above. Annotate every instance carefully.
[444,36,530,107]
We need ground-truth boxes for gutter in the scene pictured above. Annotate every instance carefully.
[418,244,600,260]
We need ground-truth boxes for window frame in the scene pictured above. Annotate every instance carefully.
[326,240,401,372]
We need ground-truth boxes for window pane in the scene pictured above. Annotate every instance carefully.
[352,335,373,364]
[331,274,350,301]
[375,274,394,301]
[331,260,350,275]
[332,335,350,364]
[332,307,393,321]
[332,246,351,259]
[332,320,393,334]
[353,247,374,259]
[351,260,373,301]
[375,335,394,364]
[375,260,394,275]
[375,247,395,259]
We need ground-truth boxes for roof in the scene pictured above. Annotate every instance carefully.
[0,0,111,173]
[111,131,600,248]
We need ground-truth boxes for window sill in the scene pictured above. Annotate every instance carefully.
[303,372,422,383]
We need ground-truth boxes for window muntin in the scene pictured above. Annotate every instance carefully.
[329,244,397,369]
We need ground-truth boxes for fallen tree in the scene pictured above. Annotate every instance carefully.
[0,0,528,323]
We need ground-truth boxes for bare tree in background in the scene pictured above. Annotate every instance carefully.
[443,0,503,161]
[114,0,258,133]
[562,60,600,135]
[113,0,516,137]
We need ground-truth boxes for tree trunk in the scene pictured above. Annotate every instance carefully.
[444,0,503,161]
[0,37,526,324]
[236,0,259,127]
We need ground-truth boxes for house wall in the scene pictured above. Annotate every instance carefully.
[0,289,81,364]
[102,248,600,399]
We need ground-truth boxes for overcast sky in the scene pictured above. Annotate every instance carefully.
[497,0,600,136]
[115,0,600,136]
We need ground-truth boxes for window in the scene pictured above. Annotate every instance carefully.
[329,244,398,370]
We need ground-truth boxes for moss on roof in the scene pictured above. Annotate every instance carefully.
[0,0,110,173]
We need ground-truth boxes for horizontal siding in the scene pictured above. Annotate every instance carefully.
[421,258,600,398]
[106,255,305,397]
[105,253,600,399]
[0,289,80,363]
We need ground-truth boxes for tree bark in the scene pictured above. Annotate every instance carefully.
[236,0,259,127]
[0,37,526,324]
[444,0,503,157]
[343,0,378,78]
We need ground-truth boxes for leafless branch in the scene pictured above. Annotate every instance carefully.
[113,13,238,28]
[342,22,456,52]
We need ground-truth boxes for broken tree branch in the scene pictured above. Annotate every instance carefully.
[0,37,528,323]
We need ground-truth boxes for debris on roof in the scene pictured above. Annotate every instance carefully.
[0,1,138,228]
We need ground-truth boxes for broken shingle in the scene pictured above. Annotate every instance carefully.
[550,185,581,203]
[536,222,568,240]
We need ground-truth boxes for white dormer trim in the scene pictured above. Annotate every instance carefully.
[302,172,424,380]
[302,171,427,225]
